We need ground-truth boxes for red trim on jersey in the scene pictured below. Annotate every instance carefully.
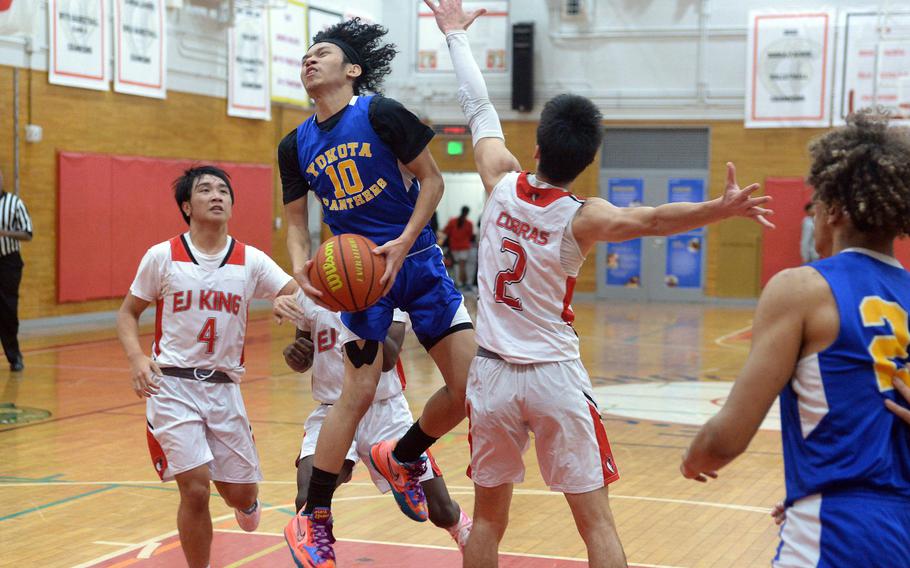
[561,277,577,325]
[224,241,246,265]
[169,236,193,262]
[425,448,443,478]
[240,305,248,366]
[395,359,406,390]
[465,403,474,480]
[153,299,163,356]
[146,423,168,480]
[587,401,620,485]
[515,172,583,208]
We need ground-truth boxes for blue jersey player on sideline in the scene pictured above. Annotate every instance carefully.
[682,110,910,567]
[277,18,475,568]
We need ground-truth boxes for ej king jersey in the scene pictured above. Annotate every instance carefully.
[477,172,586,364]
[295,291,408,404]
[130,234,292,382]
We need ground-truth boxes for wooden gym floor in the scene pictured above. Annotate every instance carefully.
[0,299,784,568]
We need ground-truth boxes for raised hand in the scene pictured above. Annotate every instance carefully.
[719,162,775,229]
[423,0,487,34]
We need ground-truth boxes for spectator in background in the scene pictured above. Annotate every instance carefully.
[0,167,33,372]
[801,202,819,263]
[444,206,474,289]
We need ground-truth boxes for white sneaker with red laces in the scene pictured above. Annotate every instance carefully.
[446,508,473,552]
[235,498,260,532]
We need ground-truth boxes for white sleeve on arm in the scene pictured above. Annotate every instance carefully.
[445,30,504,147]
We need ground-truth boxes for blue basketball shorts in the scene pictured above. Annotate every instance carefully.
[341,245,472,349]
[773,489,910,567]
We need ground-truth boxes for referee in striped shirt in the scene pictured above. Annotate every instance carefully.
[0,167,32,372]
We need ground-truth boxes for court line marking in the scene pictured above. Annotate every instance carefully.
[0,479,772,515]
[714,323,753,348]
[223,541,287,568]
[136,542,160,559]
[214,528,685,567]
[93,541,136,547]
[0,484,119,521]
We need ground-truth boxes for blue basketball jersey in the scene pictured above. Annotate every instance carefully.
[296,95,435,252]
[780,249,910,505]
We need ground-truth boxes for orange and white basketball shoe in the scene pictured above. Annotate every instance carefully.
[369,439,429,522]
[284,507,336,568]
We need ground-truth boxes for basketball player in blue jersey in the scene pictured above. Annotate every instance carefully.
[278,18,475,567]
[682,111,910,567]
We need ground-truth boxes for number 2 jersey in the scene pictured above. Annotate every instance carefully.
[781,248,910,504]
[130,233,293,383]
[476,172,586,364]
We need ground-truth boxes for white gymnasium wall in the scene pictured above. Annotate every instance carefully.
[0,1,896,118]
[383,0,894,121]
[0,0,382,99]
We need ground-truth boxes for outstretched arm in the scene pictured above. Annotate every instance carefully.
[425,0,520,192]
[572,162,774,255]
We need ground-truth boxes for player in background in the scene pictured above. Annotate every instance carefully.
[682,111,910,566]
[423,1,774,566]
[279,18,476,567]
[274,292,472,565]
[117,166,298,568]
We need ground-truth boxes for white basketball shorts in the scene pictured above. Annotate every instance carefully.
[298,392,441,492]
[146,375,262,484]
[466,356,620,493]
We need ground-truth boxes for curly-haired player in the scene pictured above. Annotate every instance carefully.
[682,110,910,567]
[278,18,475,568]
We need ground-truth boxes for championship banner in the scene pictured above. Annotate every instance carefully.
[746,10,835,128]
[270,0,309,107]
[0,0,39,36]
[49,0,110,91]
[228,6,270,120]
[114,0,166,99]
[833,9,910,125]
[417,0,508,72]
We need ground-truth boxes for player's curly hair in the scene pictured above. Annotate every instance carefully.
[313,18,397,95]
[808,109,910,238]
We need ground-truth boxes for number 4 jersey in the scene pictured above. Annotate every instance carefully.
[476,172,586,364]
[781,248,910,503]
[130,233,293,382]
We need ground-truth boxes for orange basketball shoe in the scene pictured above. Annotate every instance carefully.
[284,507,336,568]
[369,439,428,522]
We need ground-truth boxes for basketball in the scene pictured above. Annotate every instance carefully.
[308,233,386,312]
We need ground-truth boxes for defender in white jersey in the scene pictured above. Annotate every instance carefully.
[117,166,297,568]
[274,292,472,552]
[424,2,774,566]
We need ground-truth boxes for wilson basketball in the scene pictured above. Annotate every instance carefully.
[308,234,386,312]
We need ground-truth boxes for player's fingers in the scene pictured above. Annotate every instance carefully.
[465,8,487,28]
[893,376,910,398]
[422,0,437,14]
[705,471,718,479]
[754,215,776,229]
[725,161,736,188]
[749,207,773,217]
[149,360,163,377]
[885,398,910,423]
[738,182,761,196]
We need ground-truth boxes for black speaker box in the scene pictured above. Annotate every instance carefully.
[511,22,534,112]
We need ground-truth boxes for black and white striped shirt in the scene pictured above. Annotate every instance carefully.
[0,192,33,257]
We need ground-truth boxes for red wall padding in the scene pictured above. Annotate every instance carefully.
[761,176,910,289]
[58,152,273,303]
[760,177,814,287]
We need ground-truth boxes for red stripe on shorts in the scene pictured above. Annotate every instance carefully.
[146,424,168,481]
[465,403,474,480]
[587,402,620,485]
[425,448,443,477]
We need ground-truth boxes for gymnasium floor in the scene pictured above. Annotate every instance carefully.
[0,299,784,568]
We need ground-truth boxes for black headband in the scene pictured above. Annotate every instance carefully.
[313,38,362,67]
